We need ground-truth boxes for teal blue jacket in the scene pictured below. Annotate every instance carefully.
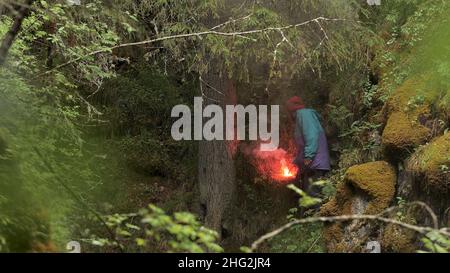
[294,109,331,170]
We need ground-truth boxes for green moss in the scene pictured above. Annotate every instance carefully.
[321,161,396,217]
[382,223,416,253]
[321,198,340,217]
[380,74,450,158]
[321,161,397,252]
[322,222,344,253]
[437,91,450,120]
[345,161,397,214]
[385,76,439,117]
[408,133,450,192]
[268,223,325,253]
[382,111,429,155]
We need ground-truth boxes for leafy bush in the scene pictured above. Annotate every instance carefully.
[420,231,450,253]
[85,204,223,253]
[98,67,193,176]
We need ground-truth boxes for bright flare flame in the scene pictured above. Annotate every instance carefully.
[246,147,299,182]
[283,167,293,177]
[280,159,295,178]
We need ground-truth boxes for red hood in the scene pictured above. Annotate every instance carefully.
[286,96,305,112]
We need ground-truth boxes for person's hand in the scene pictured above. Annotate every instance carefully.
[304,159,312,167]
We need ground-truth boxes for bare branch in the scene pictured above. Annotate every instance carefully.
[250,202,448,252]
[199,75,221,103]
[209,13,253,31]
[39,17,351,76]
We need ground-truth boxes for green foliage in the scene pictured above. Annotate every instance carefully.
[374,0,450,101]
[0,68,81,250]
[394,197,407,222]
[287,184,321,209]
[267,223,324,253]
[339,120,381,139]
[0,0,138,251]
[420,231,450,253]
[338,120,382,154]
[313,179,337,199]
[123,0,374,87]
[362,77,379,108]
[327,72,384,162]
[406,94,425,111]
[99,67,193,176]
[253,181,328,253]
[100,67,182,132]
[86,204,223,253]
[1,0,447,254]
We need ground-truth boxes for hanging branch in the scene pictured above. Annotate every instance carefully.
[0,0,35,65]
[38,17,351,76]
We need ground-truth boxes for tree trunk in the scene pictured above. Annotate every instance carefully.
[198,62,237,237]
[199,139,236,234]
[0,0,35,65]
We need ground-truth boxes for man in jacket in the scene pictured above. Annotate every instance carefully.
[286,96,331,197]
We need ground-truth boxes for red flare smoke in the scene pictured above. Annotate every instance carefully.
[247,147,299,182]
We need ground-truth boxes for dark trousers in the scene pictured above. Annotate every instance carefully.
[296,168,327,216]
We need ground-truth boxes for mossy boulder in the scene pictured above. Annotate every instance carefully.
[407,133,450,193]
[384,77,436,118]
[344,161,397,214]
[321,161,397,252]
[382,112,429,157]
[322,161,397,217]
[381,76,444,159]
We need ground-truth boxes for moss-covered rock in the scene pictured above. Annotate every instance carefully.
[345,161,397,214]
[381,223,416,253]
[321,161,397,252]
[382,111,430,157]
[322,161,397,216]
[381,76,444,159]
[407,133,450,192]
[384,77,436,117]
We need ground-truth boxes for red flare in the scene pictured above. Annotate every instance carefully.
[281,159,295,178]
[247,147,299,183]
